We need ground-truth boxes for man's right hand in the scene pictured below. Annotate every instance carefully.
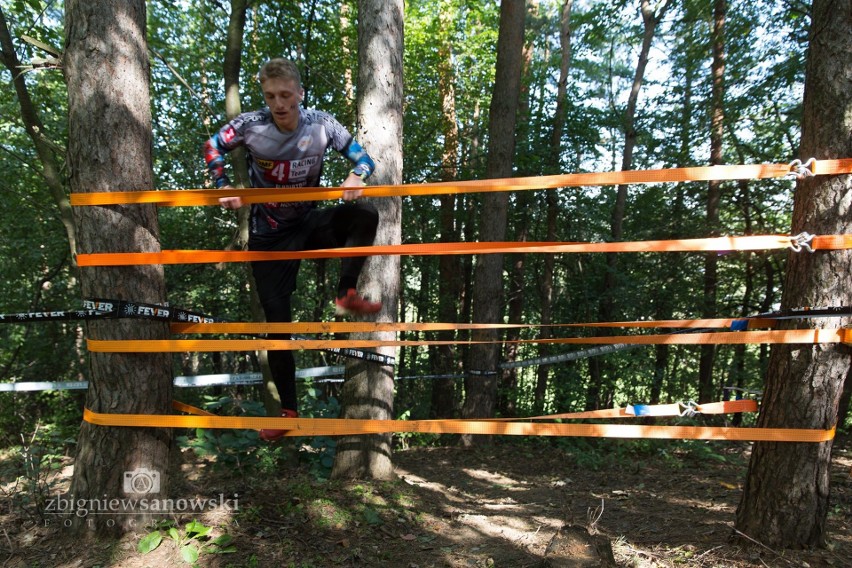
[218,187,242,210]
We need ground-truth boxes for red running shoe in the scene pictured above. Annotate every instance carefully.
[259,408,298,442]
[334,288,382,315]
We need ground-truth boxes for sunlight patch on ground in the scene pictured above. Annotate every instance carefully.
[455,511,561,545]
[461,467,529,491]
[397,463,565,560]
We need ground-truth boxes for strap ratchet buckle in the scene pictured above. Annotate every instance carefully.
[789,232,815,253]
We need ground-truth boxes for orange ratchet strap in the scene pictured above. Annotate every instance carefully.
[75,234,852,267]
[81,405,835,442]
[87,328,852,353]
[69,158,852,207]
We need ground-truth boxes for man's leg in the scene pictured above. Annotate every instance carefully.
[304,202,381,313]
[250,257,301,441]
[258,293,298,412]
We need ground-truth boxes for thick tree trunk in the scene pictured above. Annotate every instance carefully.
[499,14,536,418]
[65,0,173,535]
[500,208,528,418]
[461,0,525,445]
[332,0,403,480]
[735,0,852,547]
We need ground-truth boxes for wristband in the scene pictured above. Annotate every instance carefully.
[350,166,370,181]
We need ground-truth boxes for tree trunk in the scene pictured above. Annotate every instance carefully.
[340,2,355,113]
[587,0,668,410]
[332,0,403,480]
[65,0,173,535]
[220,0,279,417]
[698,0,726,404]
[499,8,536,418]
[735,0,852,547]
[224,0,251,195]
[0,7,76,257]
[534,0,573,413]
[500,206,528,418]
[431,0,462,419]
[461,0,525,445]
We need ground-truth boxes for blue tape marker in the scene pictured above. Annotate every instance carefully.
[630,404,652,416]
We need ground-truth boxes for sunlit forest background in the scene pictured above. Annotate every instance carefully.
[3,0,842,448]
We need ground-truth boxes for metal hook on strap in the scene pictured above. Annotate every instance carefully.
[789,232,815,253]
[787,157,816,179]
[679,401,699,417]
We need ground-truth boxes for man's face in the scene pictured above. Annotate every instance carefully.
[262,77,303,132]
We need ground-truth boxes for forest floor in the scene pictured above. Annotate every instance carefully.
[1,433,850,568]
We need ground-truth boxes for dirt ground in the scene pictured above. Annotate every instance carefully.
[2,435,851,568]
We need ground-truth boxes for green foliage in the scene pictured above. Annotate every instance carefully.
[300,385,341,479]
[0,423,72,522]
[138,519,236,565]
[175,388,343,477]
[556,433,742,472]
[176,396,270,471]
[0,0,836,451]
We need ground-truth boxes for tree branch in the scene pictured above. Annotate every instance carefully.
[149,46,220,120]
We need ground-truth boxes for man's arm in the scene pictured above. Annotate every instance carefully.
[342,139,375,180]
[340,139,375,200]
[204,130,241,208]
[203,133,233,188]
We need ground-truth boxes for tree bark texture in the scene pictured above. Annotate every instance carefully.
[332,0,403,480]
[461,0,525,443]
[735,0,852,548]
[65,0,173,535]
[224,0,251,194]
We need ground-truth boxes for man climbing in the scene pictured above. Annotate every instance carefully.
[204,57,381,441]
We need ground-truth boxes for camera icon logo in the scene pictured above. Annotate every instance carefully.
[123,467,161,494]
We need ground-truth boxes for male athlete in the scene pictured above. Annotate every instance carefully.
[204,58,381,441]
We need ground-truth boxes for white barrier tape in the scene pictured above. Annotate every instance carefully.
[1,366,346,392]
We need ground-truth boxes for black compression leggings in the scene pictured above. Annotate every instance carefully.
[251,201,379,412]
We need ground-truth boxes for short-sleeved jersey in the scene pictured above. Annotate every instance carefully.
[204,107,374,237]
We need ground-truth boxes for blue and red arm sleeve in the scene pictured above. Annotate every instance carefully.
[342,139,375,180]
[203,132,232,188]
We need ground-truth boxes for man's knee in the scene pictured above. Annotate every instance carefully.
[356,202,379,233]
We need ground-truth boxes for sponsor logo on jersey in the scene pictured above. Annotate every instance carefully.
[297,135,313,152]
[261,156,319,184]
[221,126,236,144]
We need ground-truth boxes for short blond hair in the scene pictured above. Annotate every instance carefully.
[258,58,302,86]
